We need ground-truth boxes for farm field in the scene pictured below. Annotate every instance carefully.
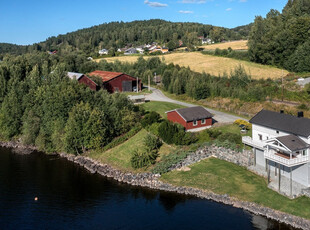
[200,40,248,50]
[99,52,288,80]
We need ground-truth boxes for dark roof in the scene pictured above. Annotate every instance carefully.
[249,110,310,137]
[172,106,213,122]
[276,135,309,151]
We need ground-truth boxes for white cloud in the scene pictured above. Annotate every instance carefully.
[226,8,232,11]
[144,0,168,7]
[181,0,206,3]
[179,10,194,14]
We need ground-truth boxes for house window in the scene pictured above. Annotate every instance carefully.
[258,134,262,141]
[302,150,307,156]
[276,130,279,134]
[201,119,206,124]
[193,120,198,126]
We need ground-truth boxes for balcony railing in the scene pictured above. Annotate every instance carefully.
[264,150,309,167]
[242,136,266,150]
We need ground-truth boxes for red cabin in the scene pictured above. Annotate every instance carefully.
[88,70,142,93]
[166,106,213,131]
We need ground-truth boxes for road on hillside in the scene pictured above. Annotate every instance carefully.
[145,88,247,123]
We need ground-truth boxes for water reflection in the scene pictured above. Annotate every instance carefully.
[0,147,297,230]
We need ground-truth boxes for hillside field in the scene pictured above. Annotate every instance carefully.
[98,52,288,80]
[200,40,248,50]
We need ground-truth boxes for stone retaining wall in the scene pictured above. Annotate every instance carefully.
[60,153,310,230]
[169,145,254,171]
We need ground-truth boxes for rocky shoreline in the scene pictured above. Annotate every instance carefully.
[1,141,309,229]
[60,153,310,230]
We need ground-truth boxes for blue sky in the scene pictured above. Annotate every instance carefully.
[0,0,287,45]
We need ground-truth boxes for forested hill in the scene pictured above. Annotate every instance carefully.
[248,0,310,72]
[0,19,250,56]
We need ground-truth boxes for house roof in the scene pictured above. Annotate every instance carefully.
[249,110,310,137]
[88,71,124,83]
[67,72,84,80]
[276,135,309,151]
[168,106,213,122]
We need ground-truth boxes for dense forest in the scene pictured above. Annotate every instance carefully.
[1,49,309,153]
[248,0,310,72]
[0,20,250,57]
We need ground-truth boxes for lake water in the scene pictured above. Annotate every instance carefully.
[0,147,296,230]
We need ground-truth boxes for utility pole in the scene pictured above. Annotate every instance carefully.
[148,74,150,92]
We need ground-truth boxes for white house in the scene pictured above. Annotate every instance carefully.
[124,48,137,55]
[202,38,212,45]
[99,49,108,55]
[136,46,144,54]
[242,109,310,196]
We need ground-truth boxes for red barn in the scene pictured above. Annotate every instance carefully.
[67,72,98,91]
[88,70,141,93]
[166,106,213,131]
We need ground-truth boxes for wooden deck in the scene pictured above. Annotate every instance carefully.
[275,152,296,159]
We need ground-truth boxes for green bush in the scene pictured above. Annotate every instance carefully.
[218,132,242,145]
[141,111,161,128]
[158,120,178,144]
[131,149,158,169]
[144,133,162,151]
[206,129,222,139]
[197,130,211,143]
[151,150,189,174]
[147,122,161,136]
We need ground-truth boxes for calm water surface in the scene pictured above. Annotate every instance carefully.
[0,147,297,230]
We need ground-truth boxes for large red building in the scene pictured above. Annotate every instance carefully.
[88,70,141,93]
[166,106,213,131]
[67,72,98,91]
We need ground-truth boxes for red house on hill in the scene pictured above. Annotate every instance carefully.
[88,70,142,93]
[67,72,98,91]
[166,106,213,131]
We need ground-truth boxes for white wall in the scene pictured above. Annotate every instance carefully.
[252,124,309,144]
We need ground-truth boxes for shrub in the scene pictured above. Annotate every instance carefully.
[144,133,162,151]
[151,150,189,174]
[218,132,242,145]
[197,130,211,143]
[206,129,222,139]
[131,149,158,169]
[234,119,251,130]
[158,120,178,144]
[147,122,161,136]
[141,111,161,128]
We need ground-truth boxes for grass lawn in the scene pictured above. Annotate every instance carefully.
[161,158,310,219]
[99,52,288,80]
[140,101,186,118]
[88,129,174,172]
[211,123,252,137]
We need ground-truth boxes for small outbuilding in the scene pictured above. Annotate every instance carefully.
[88,70,141,93]
[67,72,98,91]
[166,106,213,131]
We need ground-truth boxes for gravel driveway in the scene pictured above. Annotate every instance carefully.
[145,88,247,123]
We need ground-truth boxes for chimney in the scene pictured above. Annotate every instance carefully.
[298,111,304,118]
[280,110,284,114]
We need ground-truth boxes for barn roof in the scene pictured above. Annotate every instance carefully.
[249,109,310,137]
[88,71,124,82]
[167,106,213,122]
[67,72,84,80]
